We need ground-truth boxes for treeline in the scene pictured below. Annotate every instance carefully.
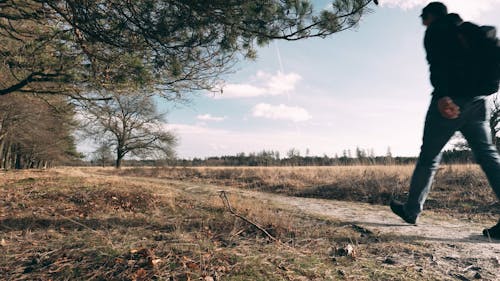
[170,148,477,167]
[171,149,416,167]
[80,147,480,167]
[175,155,415,167]
[0,95,81,169]
[441,149,474,164]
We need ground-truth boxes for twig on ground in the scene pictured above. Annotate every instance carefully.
[57,214,99,233]
[218,190,277,242]
[56,214,115,248]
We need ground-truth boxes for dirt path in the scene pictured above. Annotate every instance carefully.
[118,176,500,252]
[166,179,500,277]
[76,170,500,277]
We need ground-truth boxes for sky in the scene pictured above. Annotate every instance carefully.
[108,1,500,159]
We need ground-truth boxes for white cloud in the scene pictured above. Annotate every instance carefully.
[252,103,312,122]
[379,0,500,20]
[216,71,302,99]
[196,114,227,122]
[221,84,266,98]
[379,0,432,10]
[256,71,302,95]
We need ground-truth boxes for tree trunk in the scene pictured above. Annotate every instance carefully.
[15,151,22,169]
[116,149,123,168]
[0,139,4,169]
[4,143,11,170]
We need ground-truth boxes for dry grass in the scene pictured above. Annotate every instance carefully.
[0,168,456,280]
[105,165,499,218]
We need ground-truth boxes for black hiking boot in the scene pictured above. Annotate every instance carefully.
[483,220,500,240]
[390,199,417,225]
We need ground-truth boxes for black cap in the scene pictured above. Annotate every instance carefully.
[421,2,448,18]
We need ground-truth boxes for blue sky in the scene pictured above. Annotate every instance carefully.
[158,0,500,159]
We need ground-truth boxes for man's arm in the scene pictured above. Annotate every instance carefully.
[425,25,461,119]
[425,27,452,98]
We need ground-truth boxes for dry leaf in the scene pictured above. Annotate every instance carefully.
[134,268,148,281]
[0,239,6,247]
[150,258,161,267]
[216,265,227,272]
[186,261,199,269]
[335,244,356,258]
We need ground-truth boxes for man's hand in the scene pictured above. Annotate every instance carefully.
[437,97,460,119]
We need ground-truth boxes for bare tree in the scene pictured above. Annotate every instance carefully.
[490,94,500,148]
[79,92,176,168]
[92,142,113,167]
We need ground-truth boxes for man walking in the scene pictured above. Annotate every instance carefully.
[390,2,500,239]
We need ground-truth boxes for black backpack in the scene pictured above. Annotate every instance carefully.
[457,22,500,95]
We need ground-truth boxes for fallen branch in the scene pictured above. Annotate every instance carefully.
[56,213,115,248]
[57,214,99,233]
[218,190,277,242]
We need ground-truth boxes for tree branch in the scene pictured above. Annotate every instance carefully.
[218,190,277,242]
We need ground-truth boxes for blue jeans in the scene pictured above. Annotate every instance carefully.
[404,96,500,217]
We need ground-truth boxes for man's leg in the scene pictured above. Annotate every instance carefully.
[404,121,459,217]
[459,98,500,238]
[392,99,461,223]
[461,118,500,199]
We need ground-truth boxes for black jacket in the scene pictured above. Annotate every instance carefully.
[424,14,474,98]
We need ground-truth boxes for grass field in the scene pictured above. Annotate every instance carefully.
[107,165,500,218]
[1,165,499,280]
